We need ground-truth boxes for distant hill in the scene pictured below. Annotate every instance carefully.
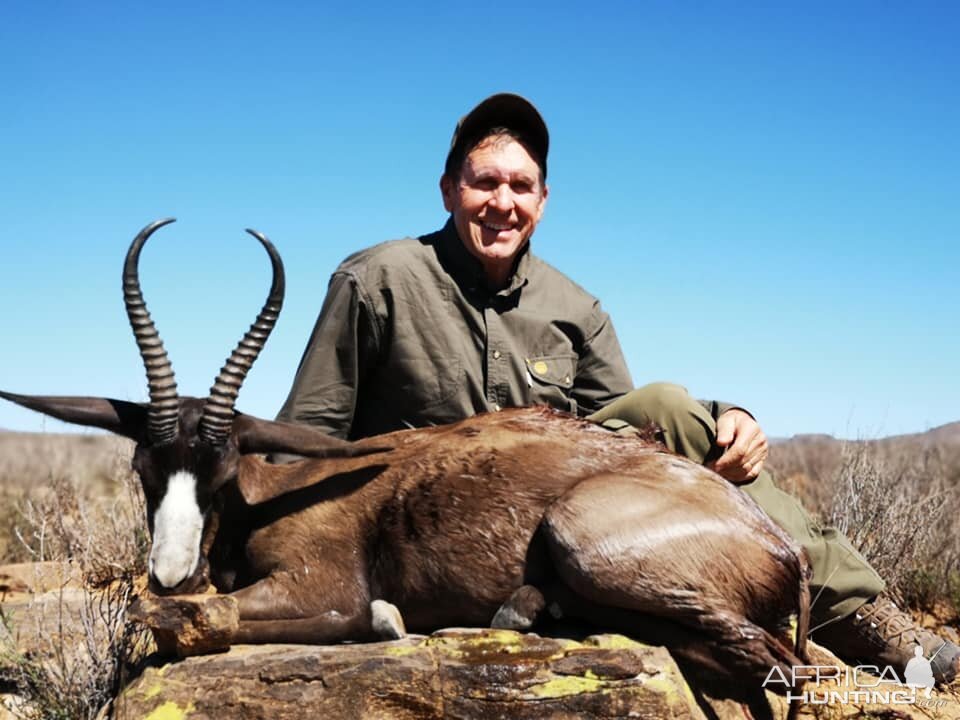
[0,431,133,492]
[774,421,960,458]
[773,420,960,446]
[768,420,960,509]
[898,420,960,445]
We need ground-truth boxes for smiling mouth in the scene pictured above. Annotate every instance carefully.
[482,221,514,232]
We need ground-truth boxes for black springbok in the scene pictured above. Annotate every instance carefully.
[1,219,810,702]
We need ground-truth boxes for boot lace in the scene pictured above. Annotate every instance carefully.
[853,598,923,648]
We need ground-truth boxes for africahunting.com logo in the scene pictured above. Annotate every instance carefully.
[763,644,950,709]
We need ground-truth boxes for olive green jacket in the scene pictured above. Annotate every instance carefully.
[277,220,729,439]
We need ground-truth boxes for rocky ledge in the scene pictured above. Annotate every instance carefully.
[114,629,713,720]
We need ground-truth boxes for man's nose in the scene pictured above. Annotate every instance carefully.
[488,183,515,210]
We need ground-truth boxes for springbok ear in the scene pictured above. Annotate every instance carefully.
[236,455,388,505]
[0,390,148,441]
[232,414,392,458]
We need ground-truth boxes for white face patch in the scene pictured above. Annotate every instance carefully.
[149,470,203,589]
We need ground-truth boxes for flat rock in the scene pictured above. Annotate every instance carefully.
[115,629,706,719]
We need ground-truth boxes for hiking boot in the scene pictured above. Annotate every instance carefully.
[813,595,960,685]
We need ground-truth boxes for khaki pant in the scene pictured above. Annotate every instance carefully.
[587,382,884,626]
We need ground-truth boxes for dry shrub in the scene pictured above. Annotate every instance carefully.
[0,432,135,568]
[11,461,148,586]
[771,427,960,620]
[824,441,951,605]
[0,435,150,720]
[0,487,27,566]
[769,436,845,515]
[1,579,149,720]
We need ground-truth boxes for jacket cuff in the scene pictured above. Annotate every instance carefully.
[697,399,754,422]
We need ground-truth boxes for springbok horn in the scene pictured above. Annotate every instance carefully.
[198,229,284,446]
[123,218,180,445]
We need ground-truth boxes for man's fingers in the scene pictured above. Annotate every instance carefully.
[736,433,768,480]
[715,416,735,447]
[712,432,764,480]
[713,427,753,469]
[709,458,751,484]
[713,444,746,471]
[743,432,767,462]
[712,409,768,483]
[746,432,769,467]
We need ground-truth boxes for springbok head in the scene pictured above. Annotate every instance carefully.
[1,219,378,594]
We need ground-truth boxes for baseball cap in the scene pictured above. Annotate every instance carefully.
[444,93,549,179]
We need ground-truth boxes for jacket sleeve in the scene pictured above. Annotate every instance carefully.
[275,271,380,439]
[570,303,635,416]
[697,399,743,420]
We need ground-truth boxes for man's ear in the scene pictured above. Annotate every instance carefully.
[440,174,456,212]
[535,183,549,223]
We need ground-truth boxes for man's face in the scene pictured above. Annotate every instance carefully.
[441,136,548,287]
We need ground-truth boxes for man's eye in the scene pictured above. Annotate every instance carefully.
[511,181,534,193]
[474,179,497,191]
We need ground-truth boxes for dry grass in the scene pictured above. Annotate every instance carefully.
[1,580,149,720]
[0,432,149,719]
[770,429,960,621]
[0,432,135,568]
[0,432,132,490]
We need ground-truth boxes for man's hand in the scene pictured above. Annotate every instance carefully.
[707,409,768,484]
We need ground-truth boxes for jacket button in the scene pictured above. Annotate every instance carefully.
[492,350,502,360]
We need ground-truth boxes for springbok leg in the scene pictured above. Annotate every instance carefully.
[230,576,404,642]
[541,472,805,686]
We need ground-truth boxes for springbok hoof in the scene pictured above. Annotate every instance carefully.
[492,585,546,630]
[371,599,406,640]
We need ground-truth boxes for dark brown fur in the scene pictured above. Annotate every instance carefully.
[217,405,810,694]
[1,389,809,698]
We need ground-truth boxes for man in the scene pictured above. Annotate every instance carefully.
[278,93,959,685]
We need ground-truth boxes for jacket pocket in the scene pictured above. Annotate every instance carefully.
[525,355,577,413]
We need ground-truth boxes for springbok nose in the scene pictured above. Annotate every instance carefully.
[149,470,204,590]
[149,545,197,589]
[148,554,210,595]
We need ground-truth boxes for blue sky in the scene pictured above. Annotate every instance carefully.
[1,2,957,439]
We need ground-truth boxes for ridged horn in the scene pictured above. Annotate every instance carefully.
[198,229,284,446]
[123,218,180,445]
